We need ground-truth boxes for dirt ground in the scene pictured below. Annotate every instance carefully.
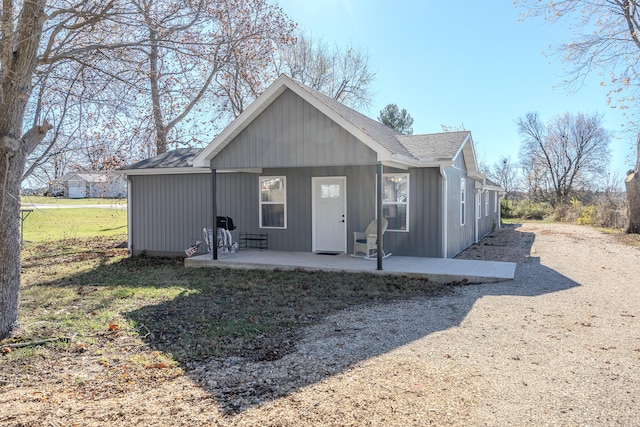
[1,223,639,426]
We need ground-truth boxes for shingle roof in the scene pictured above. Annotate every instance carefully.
[122,148,203,170]
[286,77,472,162]
[53,172,119,183]
[485,177,501,187]
[396,131,470,161]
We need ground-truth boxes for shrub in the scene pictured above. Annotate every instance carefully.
[512,201,551,220]
[577,205,596,225]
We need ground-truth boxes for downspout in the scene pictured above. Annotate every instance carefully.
[126,175,133,257]
[498,193,502,229]
[211,167,217,260]
[377,162,383,270]
[439,166,448,258]
[475,189,481,243]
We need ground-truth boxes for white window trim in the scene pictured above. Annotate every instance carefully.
[460,178,466,226]
[259,176,287,229]
[494,191,498,213]
[379,173,410,232]
[476,191,481,220]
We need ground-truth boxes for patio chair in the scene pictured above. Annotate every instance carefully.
[352,218,390,259]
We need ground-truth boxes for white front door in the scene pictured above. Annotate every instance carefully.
[312,177,347,253]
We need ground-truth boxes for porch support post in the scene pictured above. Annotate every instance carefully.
[377,162,383,270]
[211,167,218,260]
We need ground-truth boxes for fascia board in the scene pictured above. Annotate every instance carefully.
[116,167,211,176]
[386,154,456,169]
[484,184,504,191]
[453,132,481,176]
[115,167,263,176]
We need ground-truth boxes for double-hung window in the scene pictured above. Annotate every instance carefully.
[259,176,286,228]
[382,173,409,231]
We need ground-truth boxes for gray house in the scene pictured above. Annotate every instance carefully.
[121,75,502,258]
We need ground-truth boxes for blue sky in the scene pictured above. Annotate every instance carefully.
[277,0,636,176]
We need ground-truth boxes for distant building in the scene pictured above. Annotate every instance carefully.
[50,172,127,198]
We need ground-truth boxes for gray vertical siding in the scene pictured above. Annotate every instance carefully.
[383,167,442,257]
[211,89,378,169]
[477,189,501,239]
[129,174,211,256]
[129,165,485,258]
[215,166,442,257]
[445,158,476,258]
[218,166,377,252]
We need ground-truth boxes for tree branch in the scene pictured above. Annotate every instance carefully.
[22,120,53,156]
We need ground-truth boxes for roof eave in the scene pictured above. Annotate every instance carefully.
[115,167,211,176]
[453,132,481,176]
[387,154,456,168]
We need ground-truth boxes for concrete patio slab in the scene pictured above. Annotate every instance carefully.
[185,250,516,284]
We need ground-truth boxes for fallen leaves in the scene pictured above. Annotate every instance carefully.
[147,363,169,369]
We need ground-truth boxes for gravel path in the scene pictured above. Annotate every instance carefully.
[201,223,640,426]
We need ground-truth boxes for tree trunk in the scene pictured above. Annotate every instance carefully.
[626,135,640,234]
[148,28,167,155]
[0,153,23,338]
[0,0,48,339]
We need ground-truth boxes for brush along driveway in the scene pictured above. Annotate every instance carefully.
[2,223,640,426]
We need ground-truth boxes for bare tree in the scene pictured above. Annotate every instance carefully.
[488,156,521,201]
[126,0,295,154]
[378,104,414,135]
[2,0,58,338]
[625,135,640,232]
[0,0,294,339]
[275,30,375,110]
[517,111,611,207]
[517,0,640,232]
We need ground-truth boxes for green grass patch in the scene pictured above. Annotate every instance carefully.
[21,195,126,205]
[8,236,450,365]
[21,208,127,243]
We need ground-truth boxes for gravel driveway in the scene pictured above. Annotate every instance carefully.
[4,223,638,426]
[200,223,640,426]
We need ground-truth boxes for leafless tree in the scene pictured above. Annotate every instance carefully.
[517,0,640,232]
[625,136,640,232]
[517,111,611,207]
[0,0,294,338]
[488,156,521,201]
[274,30,376,110]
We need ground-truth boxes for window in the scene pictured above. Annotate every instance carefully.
[321,184,340,199]
[494,191,498,213]
[383,173,409,231]
[476,192,481,220]
[460,178,466,225]
[485,191,489,217]
[259,176,286,228]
